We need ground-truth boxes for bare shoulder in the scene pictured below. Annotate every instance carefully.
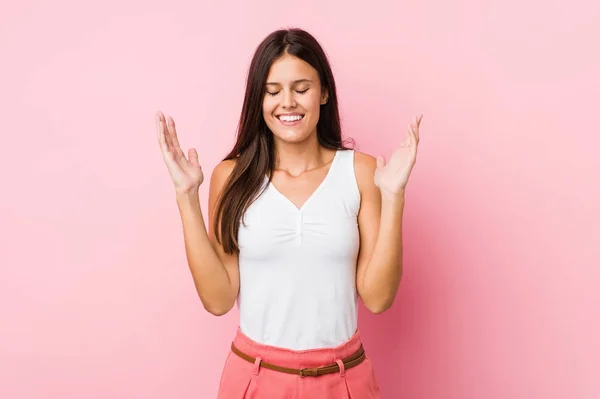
[352,150,378,192]
[212,158,237,180]
[210,158,236,190]
[353,150,377,170]
[208,158,237,209]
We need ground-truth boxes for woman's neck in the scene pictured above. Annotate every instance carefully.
[273,139,334,177]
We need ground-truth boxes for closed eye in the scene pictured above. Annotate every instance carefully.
[265,89,309,97]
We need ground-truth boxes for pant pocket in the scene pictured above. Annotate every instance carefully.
[344,357,381,399]
[216,352,254,399]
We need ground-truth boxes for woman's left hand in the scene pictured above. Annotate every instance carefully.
[374,114,423,198]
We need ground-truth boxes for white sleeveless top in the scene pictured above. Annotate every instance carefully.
[236,149,361,350]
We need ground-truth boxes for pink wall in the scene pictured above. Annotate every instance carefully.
[1,0,598,398]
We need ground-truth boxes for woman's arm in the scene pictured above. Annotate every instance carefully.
[354,115,421,313]
[177,160,240,316]
[354,152,405,314]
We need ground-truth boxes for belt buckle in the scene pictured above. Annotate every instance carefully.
[299,367,318,377]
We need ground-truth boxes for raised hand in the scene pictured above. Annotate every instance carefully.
[374,114,422,198]
[155,111,204,194]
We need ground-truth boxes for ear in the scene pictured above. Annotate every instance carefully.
[320,88,329,105]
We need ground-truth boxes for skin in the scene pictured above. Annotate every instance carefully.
[261,53,335,209]
[155,51,422,315]
[156,113,238,316]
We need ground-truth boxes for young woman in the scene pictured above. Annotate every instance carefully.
[155,28,422,399]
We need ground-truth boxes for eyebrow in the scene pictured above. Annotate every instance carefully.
[265,79,313,86]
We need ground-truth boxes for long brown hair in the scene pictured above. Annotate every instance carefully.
[214,28,353,254]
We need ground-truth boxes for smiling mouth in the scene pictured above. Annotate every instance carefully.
[276,114,304,126]
[277,114,304,122]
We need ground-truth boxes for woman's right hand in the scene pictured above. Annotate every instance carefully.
[155,111,204,194]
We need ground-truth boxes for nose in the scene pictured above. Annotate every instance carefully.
[281,89,296,108]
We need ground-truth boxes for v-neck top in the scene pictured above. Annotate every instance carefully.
[236,149,361,350]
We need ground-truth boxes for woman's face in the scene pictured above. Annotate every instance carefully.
[262,53,328,145]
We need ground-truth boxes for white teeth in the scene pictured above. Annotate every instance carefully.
[278,115,303,122]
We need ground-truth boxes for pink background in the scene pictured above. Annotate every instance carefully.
[1,0,599,398]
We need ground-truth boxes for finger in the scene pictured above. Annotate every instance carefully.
[415,114,423,142]
[411,113,423,126]
[156,112,164,141]
[410,116,420,131]
[403,124,414,147]
[156,113,170,151]
[188,148,200,167]
[409,125,418,148]
[161,118,175,152]
[399,126,411,147]
[155,113,164,143]
[409,127,418,157]
[410,121,420,144]
[166,116,185,160]
[168,117,185,160]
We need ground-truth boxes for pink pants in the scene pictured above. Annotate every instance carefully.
[217,328,381,398]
